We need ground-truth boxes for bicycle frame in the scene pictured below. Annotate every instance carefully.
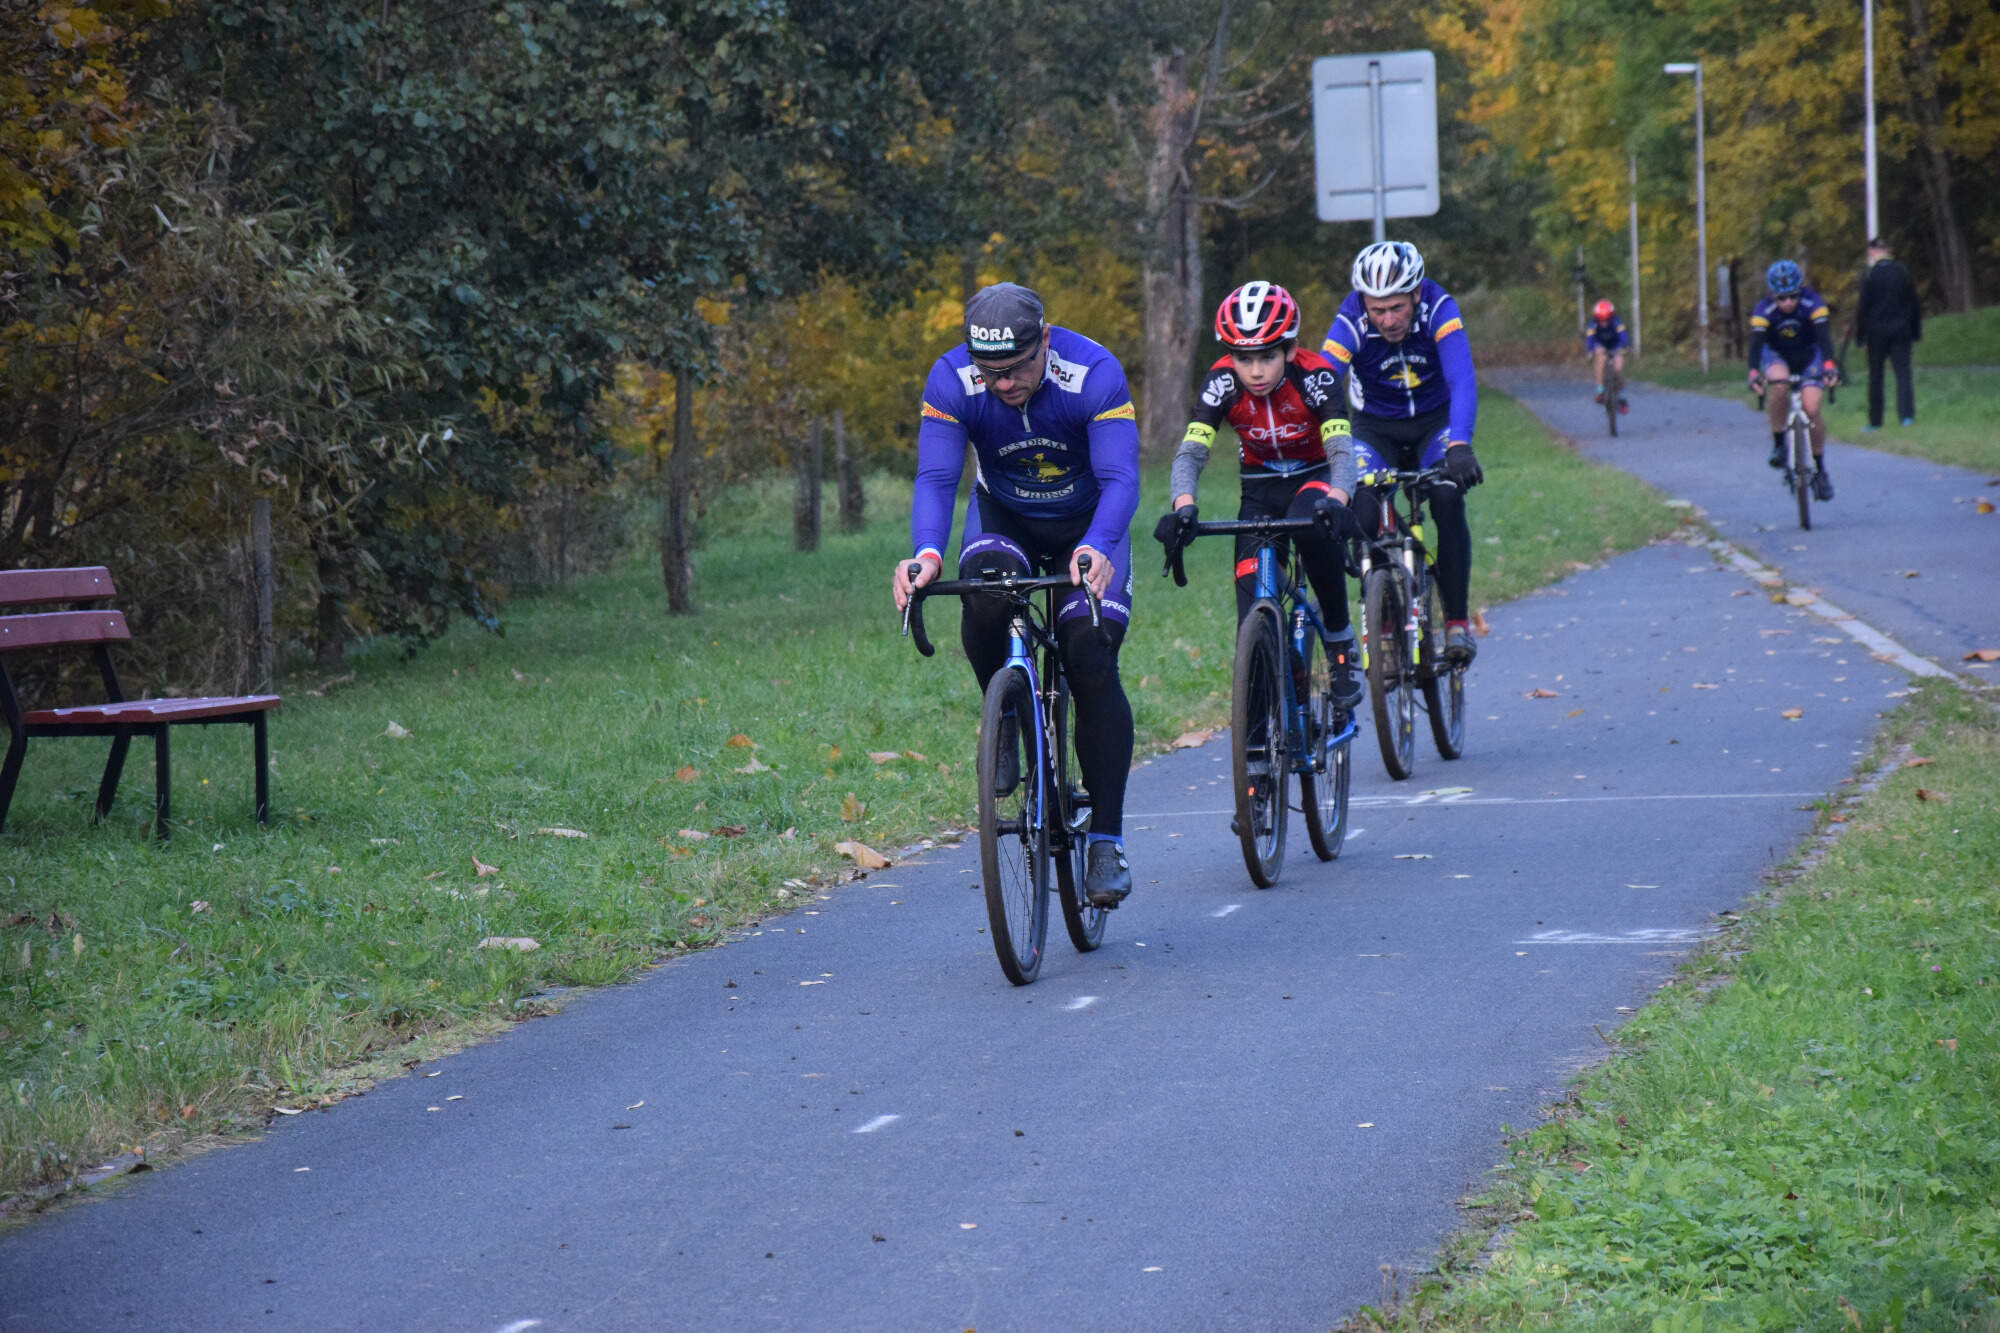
[1356,468,1439,674]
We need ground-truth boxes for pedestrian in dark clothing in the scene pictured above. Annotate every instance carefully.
[1855,238,1921,429]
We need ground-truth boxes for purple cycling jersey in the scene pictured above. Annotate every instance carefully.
[1319,279,1478,447]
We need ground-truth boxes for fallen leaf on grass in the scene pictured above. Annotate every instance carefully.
[1170,729,1213,749]
[1964,648,2000,663]
[673,766,700,783]
[1903,756,1936,768]
[834,840,890,869]
[724,733,756,749]
[677,828,711,842]
[1828,814,1848,823]
[735,757,772,775]
[711,824,748,838]
[1526,688,1561,699]
[1915,788,1948,803]
[1781,708,1804,720]
[840,793,865,822]
[470,855,500,877]
[902,750,928,762]
[1938,1038,1958,1051]
[866,751,901,764]
[477,936,540,952]
[535,827,590,839]
[1472,610,1491,636]
[383,721,411,739]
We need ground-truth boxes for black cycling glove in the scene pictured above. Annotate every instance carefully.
[1312,495,1362,543]
[1153,504,1198,553]
[1441,444,1483,491]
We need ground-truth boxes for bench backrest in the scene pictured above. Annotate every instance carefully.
[0,611,132,654]
[0,567,117,608]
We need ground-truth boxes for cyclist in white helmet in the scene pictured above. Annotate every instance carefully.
[1320,241,1483,665]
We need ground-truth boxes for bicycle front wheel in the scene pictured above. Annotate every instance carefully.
[978,666,1048,985]
[1049,676,1106,953]
[1363,567,1417,781]
[1420,575,1466,760]
[1605,368,1620,437]
[1791,420,1812,531]
[1299,631,1350,861]
[1230,605,1289,887]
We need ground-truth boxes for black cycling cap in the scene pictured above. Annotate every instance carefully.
[964,283,1046,359]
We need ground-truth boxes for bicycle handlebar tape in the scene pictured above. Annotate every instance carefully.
[1076,553,1104,635]
[904,562,936,658]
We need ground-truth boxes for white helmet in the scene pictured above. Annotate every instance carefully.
[1350,241,1425,297]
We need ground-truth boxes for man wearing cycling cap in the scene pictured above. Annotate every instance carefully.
[1321,240,1483,666]
[891,281,1142,907]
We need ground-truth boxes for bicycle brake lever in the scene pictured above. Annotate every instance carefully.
[903,562,936,657]
[1077,553,1103,633]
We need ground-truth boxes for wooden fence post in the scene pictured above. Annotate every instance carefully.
[251,498,274,692]
[794,419,823,551]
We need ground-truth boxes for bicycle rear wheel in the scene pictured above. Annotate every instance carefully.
[1230,605,1289,887]
[1363,567,1416,781]
[1605,367,1620,437]
[1049,676,1106,953]
[978,666,1048,985]
[1791,419,1812,530]
[1298,631,1350,861]
[1419,574,1466,759]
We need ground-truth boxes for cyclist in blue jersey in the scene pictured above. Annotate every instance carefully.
[1320,240,1483,665]
[1747,259,1840,501]
[1584,298,1629,412]
[891,282,1140,906]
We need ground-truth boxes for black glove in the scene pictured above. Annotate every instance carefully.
[1312,495,1362,542]
[1440,444,1483,490]
[1153,504,1197,553]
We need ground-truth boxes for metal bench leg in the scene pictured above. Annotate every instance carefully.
[96,727,133,822]
[152,725,171,840]
[0,728,24,836]
[253,713,270,824]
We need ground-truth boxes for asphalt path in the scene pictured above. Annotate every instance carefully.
[0,522,1924,1330]
[1491,366,1999,675]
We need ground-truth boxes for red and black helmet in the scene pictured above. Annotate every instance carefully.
[1215,281,1300,351]
[1593,298,1615,321]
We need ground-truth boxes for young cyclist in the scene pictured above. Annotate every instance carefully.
[1154,281,1363,708]
[1584,298,1629,410]
[1320,240,1483,665]
[1747,259,1840,500]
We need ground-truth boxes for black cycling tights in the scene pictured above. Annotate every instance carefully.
[1351,483,1473,622]
[960,601,1130,839]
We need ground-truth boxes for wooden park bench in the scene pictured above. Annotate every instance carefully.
[0,566,280,839]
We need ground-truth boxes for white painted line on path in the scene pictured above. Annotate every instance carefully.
[493,1322,545,1333]
[1516,928,1710,945]
[853,1114,902,1134]
[1708,539,1954,679]
[1134,791,1821,819]
[1066,995,1100,1010]
[1210,905,1242,918]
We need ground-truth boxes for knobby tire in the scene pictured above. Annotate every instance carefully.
[978,667,1048,985]
[1050,676,1105,953]
[1230,605,1289,887]
[1298,630,1350,861]
[1791,417,1813,531]
[1363,567,1417,781]
[1419,574,1466,759]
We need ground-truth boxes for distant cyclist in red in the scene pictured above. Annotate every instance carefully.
[1154,281,1363,708]
[1584,298,1629,411]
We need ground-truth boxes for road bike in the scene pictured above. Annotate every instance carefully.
[1165,515,1356,887]
[1354,467,1467,781]
[903,559,1107,985]
[1757,381,1818,531]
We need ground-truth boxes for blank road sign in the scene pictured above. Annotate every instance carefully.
[1312,50,1440,223]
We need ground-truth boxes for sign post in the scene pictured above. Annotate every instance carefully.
[1313,51,1439,237]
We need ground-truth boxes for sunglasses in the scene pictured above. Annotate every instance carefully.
[973,345,1042,384]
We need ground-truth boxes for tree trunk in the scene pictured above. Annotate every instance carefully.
[835,408,864,531]
[313,552,345,671]
[1137,6,1230,462]
[1902,0,1975,310]
[664,366,696,614]
[794,418,823,551]
[250,498,274,692]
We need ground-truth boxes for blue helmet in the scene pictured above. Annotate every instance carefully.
[1766,260,1804,296]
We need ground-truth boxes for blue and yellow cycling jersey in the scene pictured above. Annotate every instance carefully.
[1747,287,1836,372]
[1319,279,1478,446]
[911,325,1140,566]
[1584,317,1628,352]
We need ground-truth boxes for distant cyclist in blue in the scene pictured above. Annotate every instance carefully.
[1320,240,1484,665]
[891,282,1140,907]
[1584,298,1628,412]
[1747,259,1840,500]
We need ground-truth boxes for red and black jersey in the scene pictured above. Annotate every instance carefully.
[1184,348,1346,475]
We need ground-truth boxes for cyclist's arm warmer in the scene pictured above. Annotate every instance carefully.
[1812,316,1836,364]
[1746,327,1768,370]
[1437,321,1478,446]
[1322,419,1358,498]
[910,409,967,563]
[1169,425,1212,504]
[1615,321,1629,350]
[1082,415,1141,557]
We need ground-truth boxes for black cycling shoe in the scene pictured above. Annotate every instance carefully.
[1084,842,1132,907]
[1768,442,1786,469]
[1811,466,1834,501]
[1444,623,1478,666]
[991,713,1020,796]
[1324,630,1364,709]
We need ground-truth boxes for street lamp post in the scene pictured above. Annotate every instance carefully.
[1864,0,1878,239]
[1664,61,1707,375]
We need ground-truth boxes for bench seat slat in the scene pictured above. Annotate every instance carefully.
[0,610,130,650]
[0,566,115,607]
[25,696,281,725]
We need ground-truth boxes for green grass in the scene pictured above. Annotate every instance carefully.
[1638,361,2000,476]
[1349,683,2000,1331]
[1914,306,2000,367]
[0,399,1673,1203]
